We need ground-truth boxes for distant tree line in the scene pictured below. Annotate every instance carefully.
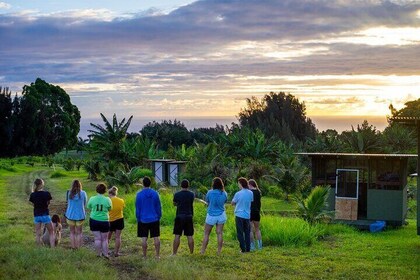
[0,78,80,157]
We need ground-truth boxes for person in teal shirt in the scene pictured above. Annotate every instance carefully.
[87,183,112,258]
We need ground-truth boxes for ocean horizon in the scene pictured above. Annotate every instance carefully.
[78,115,388,139]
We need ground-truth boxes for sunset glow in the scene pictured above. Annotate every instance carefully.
[0,0,419,132]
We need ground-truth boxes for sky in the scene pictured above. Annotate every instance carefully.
[1,0,419,133]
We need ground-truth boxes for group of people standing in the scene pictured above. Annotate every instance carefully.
[29,175,262,259]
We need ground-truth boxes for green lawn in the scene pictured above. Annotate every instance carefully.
[0,164,419,280]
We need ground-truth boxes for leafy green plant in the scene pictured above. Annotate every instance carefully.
[50,171,67,178]
[294,186,333,225]
[106,166,148,193]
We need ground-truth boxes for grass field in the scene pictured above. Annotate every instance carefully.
[0,163,419,280]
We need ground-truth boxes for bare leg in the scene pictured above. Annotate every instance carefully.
[45,222,55,248]
[101,232,109,257]
[172,235,181,255]
[250,222,255,243]
[254,221,262,240]
[216,224,224,255]
[154,237,160,259]
[200,224,213,254]
[186,236,194,254]
[141,237,148,258]
[35,223,42,246]
[69,225,76,249]
[114,230,122,256]
[76,225,83,248]
[92,231,102,256]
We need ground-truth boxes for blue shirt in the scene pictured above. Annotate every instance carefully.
[65,190,87,221]
[205,190,228,216]
[232,189,253,219]
[135,188,162,223]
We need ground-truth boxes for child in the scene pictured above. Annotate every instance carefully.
[42,214,62,246]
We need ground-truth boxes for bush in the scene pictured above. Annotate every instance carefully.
[62,158,75,171]
[50,171,67,178]
[0,163,17,172]
[266,185,283,199]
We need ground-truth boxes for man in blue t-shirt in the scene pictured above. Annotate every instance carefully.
[135,176,162,258]
[172,179,195,255]
[231,177,253,253]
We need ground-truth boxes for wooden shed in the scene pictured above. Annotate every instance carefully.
[297,153,417,226]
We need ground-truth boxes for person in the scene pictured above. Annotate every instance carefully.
[231,177,253,253]
[42,214,62,246]
[29,178,55,247]
[172,179,195,255]
[249,179,262,250]
[65,179,87,249]
[200,177,228,255]
[87,183,112,259]
[108,186,126,257]
[135,176,162,259]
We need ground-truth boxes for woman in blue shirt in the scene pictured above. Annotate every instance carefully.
[65,180,87,249]
[200,177,228,255]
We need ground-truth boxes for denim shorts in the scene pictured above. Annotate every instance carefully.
[34,215,52,224]
[205,212,227,226]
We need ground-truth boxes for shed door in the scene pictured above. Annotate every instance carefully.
[154,162,163,183]
[169,164,178,187]
[335,169,359,220]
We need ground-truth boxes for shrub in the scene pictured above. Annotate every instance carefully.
[62,158,75,171]
[50,171,67,178]
[0,163,17,172]
[295,186,333,225]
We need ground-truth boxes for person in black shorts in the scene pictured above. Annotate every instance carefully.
[135,177,162,259]
[249,179,262,250]
[172,179,195,255]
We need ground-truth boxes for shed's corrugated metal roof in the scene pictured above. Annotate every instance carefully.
[295,152,417,158]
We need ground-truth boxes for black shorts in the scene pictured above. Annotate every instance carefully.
[250,211,261,222]
[89,218,110,233]
[110,218,124,232]
[173,216,194,236]
[137,221,160,238]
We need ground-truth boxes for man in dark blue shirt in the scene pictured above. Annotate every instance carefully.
[172,179,195,255]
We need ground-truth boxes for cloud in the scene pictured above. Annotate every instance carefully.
[0,0,419,121]
[0,2,10,9]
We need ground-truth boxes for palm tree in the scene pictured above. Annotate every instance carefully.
[88,113,133,167]
[106,166,145,193]
[265,152,310,200]
[341,120,381,153]
[294,186,333,225]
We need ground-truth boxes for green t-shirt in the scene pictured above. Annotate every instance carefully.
[87,194,112,222]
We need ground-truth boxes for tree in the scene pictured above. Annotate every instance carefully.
[238,92,317,143]
[88,113,133,169]
[0,87,13,157]
[12,78,80,155]
[340,120,381,153]
[306,129,343,152]
[140,120,192,150]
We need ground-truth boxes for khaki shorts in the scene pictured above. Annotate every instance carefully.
[67,219,84,227]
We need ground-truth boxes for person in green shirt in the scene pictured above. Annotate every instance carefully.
[87,183,112,258]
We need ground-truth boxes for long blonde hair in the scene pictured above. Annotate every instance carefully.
[70,180,82,199]
[249,179,261,193]
[33,178,44,192]
[108,186,118,196]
